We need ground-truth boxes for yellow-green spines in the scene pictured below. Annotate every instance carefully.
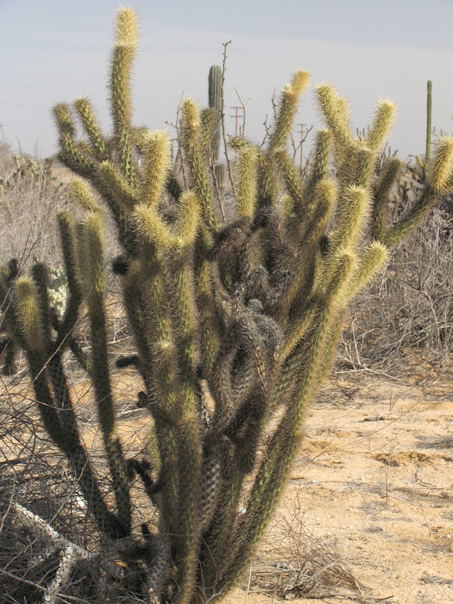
[348,141,375,188]
[141,130,172,208]
[180,99,219,233]
[114,6,139,48]
[273,148,304,213]
[348,240,388,299]
[83,212,105,294]
[429,135,453,193]
[53,103,75,138]
[134,204,175,249]
[305,129,331,193]
[110,7,138,185]
[69,178,100,213]
[73,97,109,161]
[236,145,258,218]
[303,177,337,243]
[269,69,310,152]
[181,98,201,145]
[315,83,352,150]
[366,98,397,151]
[330,185,370,253]
[134,191,199,251]
[14,277,44,352]
[111,6,138,127]
[323,248,356,307]
[177,191,200,246]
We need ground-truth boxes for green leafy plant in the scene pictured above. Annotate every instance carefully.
[2,7,453,604]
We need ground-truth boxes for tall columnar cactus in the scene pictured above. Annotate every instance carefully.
[208,65,222,162]
[207,65,225,203]
[3,7,453,604]
[426,79,432,162]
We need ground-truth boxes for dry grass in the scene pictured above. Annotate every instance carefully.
[245,493,366,601]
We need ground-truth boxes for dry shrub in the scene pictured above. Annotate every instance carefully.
[342,172,452,369]
[244,492,365,601]
[0,144,72,268]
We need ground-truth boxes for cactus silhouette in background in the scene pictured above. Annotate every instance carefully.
[208,65,223,162]
[2,7,453,604]
[426,79,433,163]
[207,64,226,206]
[416,79,433,178]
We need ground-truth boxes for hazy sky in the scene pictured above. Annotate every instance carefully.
[1,0,453,160]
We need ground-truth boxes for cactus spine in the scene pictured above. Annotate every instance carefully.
[3,8,452,604]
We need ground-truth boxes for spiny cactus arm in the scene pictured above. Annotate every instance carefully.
[276,179,336,322]
[180,99,220,234]
[194,253,222,379]
[30,264,54,354]
[70,178,102,212]
[199,458,246,590]
[346,141,376,188]
[166,171,184,202]
[257,70,310,208]
[371,157,403,241]
[268,70,310,153]
[120,259,154,379]
[95,161,138,255]
[82,212,132,534]
[53,103,97,178]
[304,129,332,196]
[272,147,304,213]
[134,197,204,601]
[200,107,215,165]
[297,177,337,246]
[216,254,356,596]
[133,247,184,524]
[58,135,97,179]
[13,277,45,353]
[365,98,397,152]
[327,185,370,255]
[53,102,76,139]
[52,213,84,353]
[346,240,389,300]
[280,304,318,363]
[109,6,138,187]
[385,136,453,245]
[8,276,122,537]
[134,191,201,393]
[141,130,172,208]
[315,83,353,152]
[73,97,110,162]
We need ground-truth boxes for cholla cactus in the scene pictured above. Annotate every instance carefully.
[47,266,68,318]
[2,7,452,604]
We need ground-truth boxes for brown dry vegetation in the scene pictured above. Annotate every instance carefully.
[0,146,452,603]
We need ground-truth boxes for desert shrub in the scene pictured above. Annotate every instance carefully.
[0,151,71,267]
[343,171,452,367]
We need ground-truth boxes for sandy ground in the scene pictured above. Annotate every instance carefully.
[221,353,453,604]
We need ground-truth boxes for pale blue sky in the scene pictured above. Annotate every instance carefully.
[1,0,453,160]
